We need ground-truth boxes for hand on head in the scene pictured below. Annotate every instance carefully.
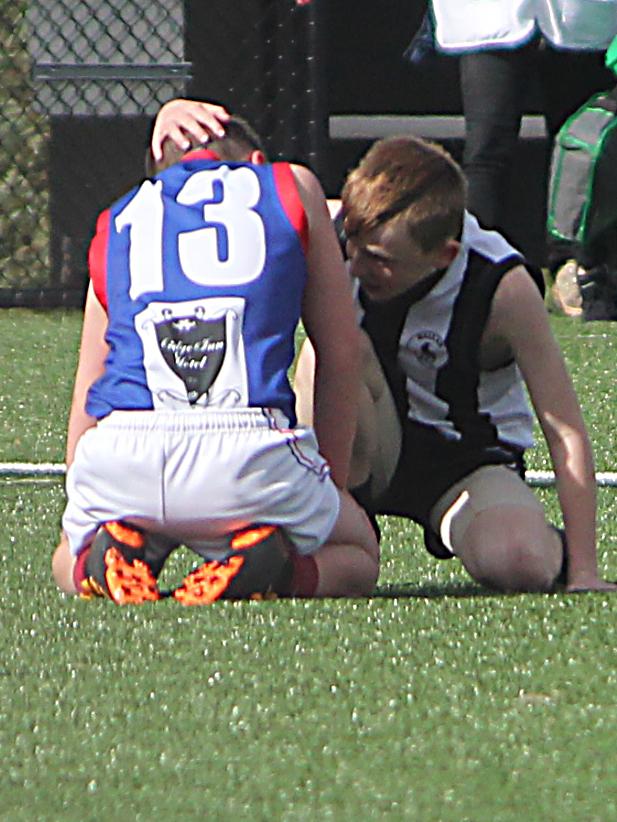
[151,99,231,162]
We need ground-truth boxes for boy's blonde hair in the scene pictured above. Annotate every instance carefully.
[146,115,267,176]
[342,135,467,252]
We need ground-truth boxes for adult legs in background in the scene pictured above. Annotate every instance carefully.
[459,45,531,229]
[462,41,615,314]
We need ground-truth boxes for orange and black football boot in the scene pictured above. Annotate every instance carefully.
[173,524,292,605]
[80,521,162,605]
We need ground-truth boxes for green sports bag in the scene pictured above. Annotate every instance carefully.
[547,87,617,248]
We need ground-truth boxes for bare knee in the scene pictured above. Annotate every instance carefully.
[457,514,563,593]
[314,492,380,597]
[352,501,380,564]
[345,498,380,594]
[52,535,78,594]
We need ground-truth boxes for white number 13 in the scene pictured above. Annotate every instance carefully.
[115,166,267,300]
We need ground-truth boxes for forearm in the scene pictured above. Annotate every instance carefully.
[312,358,360,489]
[549,428,599,585]
[293,161,360,486]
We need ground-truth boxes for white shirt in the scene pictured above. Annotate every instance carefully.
[430,0,617,52]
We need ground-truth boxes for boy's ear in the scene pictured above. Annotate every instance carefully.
[249,149,266,165]
[435,238,460,269]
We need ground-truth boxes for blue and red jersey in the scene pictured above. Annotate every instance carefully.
[86,150,309,425]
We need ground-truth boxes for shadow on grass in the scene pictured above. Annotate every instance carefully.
[373,581,497,599]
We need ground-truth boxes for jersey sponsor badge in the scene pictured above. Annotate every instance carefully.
[155,308,226,405]
[135,297,249,409]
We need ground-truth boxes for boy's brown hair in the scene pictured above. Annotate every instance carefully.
[342,135,467,252]
[146,115,267,177]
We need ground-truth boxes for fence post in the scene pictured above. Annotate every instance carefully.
[303,0,328,181]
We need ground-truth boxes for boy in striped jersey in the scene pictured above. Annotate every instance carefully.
[298,134,615,593]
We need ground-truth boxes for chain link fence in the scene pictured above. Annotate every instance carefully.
[1,0,325,307]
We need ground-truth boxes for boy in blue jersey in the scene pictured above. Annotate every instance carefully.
[52,105,379,605]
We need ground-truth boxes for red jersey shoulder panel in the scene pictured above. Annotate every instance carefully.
[88,208,111,312]
[272,162,308,254]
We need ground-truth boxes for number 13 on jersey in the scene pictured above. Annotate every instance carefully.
[115,165,267,300]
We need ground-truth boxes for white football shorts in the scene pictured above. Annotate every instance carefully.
[63,408,340,558]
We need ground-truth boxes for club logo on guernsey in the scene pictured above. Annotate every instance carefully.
[155,308,226,405]
[406,330,448,369]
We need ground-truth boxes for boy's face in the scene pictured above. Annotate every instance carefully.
[346,217,457,302]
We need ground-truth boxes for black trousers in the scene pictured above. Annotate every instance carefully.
[459,39,612,272]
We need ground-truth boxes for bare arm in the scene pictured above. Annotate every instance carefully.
[65,283,109,468]
[488,266,616,592]
[150,99,231,161]
[292,165,361,488]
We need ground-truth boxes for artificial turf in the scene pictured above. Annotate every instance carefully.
[1,309,616,820]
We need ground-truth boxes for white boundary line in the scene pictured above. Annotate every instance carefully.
[526,470,617,488]
[1,463,617,487]
[1,462,66,476]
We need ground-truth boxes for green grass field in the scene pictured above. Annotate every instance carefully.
[1,309,616,821]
